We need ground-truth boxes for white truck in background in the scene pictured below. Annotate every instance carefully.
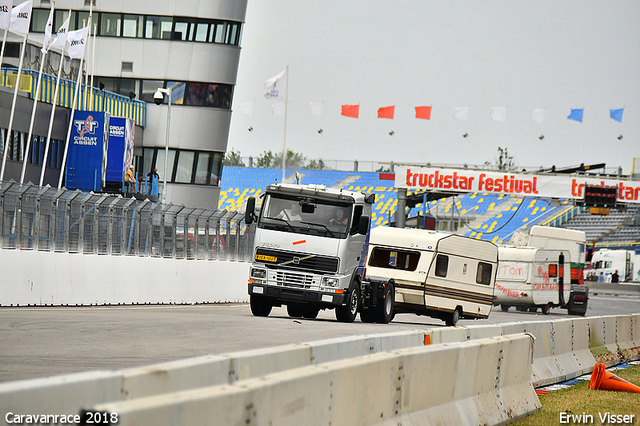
[590,249,640,282]
[508,225,589,315]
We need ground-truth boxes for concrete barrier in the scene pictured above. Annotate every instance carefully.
[588,315,620,366]
[616,314,640,361]
[0,251,250,306]
[86,335,539,426]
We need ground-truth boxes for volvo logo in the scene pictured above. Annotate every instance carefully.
[292,257,300,264]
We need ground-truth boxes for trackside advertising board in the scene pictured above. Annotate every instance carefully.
[65,111,110,192]
[395,166,640,204]
[105,117,135,184]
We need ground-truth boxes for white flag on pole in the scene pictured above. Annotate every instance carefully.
[48,14,70,50]
[489,106,507,122]
[532,108,546,124]
[9,0,33,35]
[0,0,12,30]
[67,25,89,59]
[310,102,323,117]
[41,7,55,52]
[453,106,469,121]
[239,101,254,116]
[264,68,286,100]
[272,102,285,116]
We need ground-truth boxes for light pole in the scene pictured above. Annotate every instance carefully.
[154,87,172,204]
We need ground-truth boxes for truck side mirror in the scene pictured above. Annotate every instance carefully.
[245,197,256,224]
[358,215,370,235]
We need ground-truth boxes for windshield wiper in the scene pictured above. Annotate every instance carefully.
[300,221,335,237]
[265,216,296,232]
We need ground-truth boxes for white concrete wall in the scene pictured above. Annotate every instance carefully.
[0,250,249,306]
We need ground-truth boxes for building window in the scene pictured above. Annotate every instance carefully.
[123,14,143,38]
[100,13,121,37]
[143,147,223,186]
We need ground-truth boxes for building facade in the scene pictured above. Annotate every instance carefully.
[1,0,248,209]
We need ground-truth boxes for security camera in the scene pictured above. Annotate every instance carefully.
[153,89,165,106]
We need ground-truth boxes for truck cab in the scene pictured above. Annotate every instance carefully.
[246,184,374,322]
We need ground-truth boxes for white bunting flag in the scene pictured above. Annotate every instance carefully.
[310,102,324,117]
[453,106,469,121]
[490,107,507,122]
[532,108,546,124]
[41,7,55,52]
[48,14,70,50]
[9,0,33,35]
[66,25,89,59]
[239,101,254,116]
[271,102,285,116]
[0,0,12,30]
[264,68,287,100]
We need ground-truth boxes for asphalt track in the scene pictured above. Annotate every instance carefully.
[1,292,639,384]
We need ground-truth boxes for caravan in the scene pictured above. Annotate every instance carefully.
[364,227,498,326]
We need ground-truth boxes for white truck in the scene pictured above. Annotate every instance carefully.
[245,184,394,323]
[508,225,589,315]
[364,226,499,326]
[590,249,640,282]
[495,246,572,314]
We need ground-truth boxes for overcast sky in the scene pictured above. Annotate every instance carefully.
[228,1,640,173]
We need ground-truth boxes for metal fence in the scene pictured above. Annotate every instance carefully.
[0,181,254,261]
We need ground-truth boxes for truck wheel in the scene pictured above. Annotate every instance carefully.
[301,305,319,319]
[287,304,303,318]
[501,305,510,312]
[336,286,359,323]
[360,309,376,323]
[541,303,551,315]
[376,281,395,324]
[445,308,460,326]
[250,295,272,317]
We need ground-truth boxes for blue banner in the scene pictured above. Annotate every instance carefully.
[609,108,624,123]
[567,108,584,123]
[106,117,135,184]
[66,111,110,192]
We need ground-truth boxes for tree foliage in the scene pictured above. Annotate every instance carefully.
[223,149,245,167]
[485,147,517,171]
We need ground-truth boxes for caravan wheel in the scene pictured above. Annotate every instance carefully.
[445,308,460,327]
[541,303,551,315]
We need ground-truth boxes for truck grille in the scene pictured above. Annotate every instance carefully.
[255,248,339,274]
[274,271,314,289]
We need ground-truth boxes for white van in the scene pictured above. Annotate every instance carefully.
[364,226,498,326]
[495,246,571,314]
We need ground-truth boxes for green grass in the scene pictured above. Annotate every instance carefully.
[513,364,640,425]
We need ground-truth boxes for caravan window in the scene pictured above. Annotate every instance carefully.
[369,248,420,271]
[435,255,448,277]
[476,262,493,285]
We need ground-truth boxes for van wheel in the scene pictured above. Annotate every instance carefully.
[250,295,272,317]
[336,286,359,323]
[445,308,460,326]
[376,281,395,324]
[501,305,510,312]
[541,303,551,315]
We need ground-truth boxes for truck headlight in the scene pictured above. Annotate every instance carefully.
[323,277,339,287]
[251,268,266,279]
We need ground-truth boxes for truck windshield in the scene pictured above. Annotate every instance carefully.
[259,194,353,239]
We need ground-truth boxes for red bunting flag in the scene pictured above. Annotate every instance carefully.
[341,104,359,118]
[415,106,432,120]
[377,105,395,119]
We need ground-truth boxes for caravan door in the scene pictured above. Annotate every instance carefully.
[531,249,571,306]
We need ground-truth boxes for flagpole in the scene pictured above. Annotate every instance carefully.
[20,48,47,183]
[89,22,96,109]
[0,29,8,71]
[58,35,88,189]
[40,9,70,186]
[281,64,289,182]
[0,30,28,181]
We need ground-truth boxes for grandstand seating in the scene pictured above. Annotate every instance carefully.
[218,167,640,248]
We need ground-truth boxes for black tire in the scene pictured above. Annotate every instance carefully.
[301,305,319,319]
[445,308,460,326]
[375,281,395,324]
[500,304,510,312]
[287,304,303,318]
[360,309,376,323]
[250,295,272,317]
[541,303,551,315]
[336,286,359,323]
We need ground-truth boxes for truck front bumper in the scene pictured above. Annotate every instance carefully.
[248,283,347,307]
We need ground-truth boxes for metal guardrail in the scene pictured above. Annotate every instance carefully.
[0,181,253,261]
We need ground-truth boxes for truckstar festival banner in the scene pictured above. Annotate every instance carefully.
[395,166,640,204]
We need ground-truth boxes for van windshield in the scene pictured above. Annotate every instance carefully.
[259,194,353,239]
